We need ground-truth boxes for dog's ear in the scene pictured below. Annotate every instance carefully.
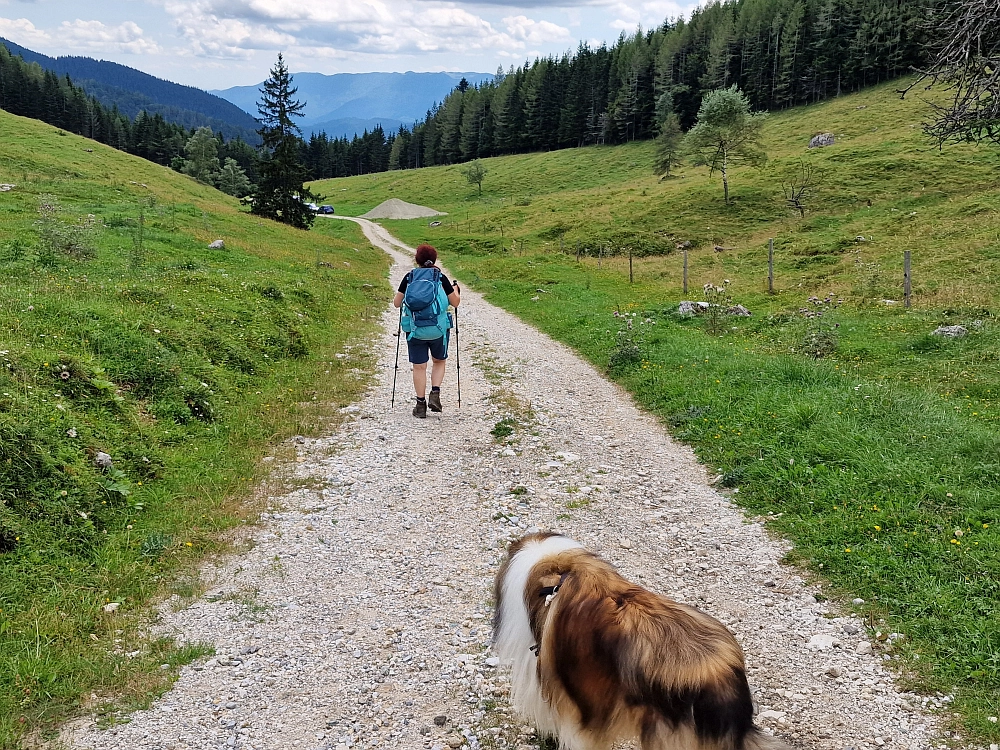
[538,573,562,589]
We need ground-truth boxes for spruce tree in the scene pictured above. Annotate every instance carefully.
[246,53,317,229]
[217,158,251,197]
[654,113,683,178]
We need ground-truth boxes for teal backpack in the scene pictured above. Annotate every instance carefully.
[401,268,451,341]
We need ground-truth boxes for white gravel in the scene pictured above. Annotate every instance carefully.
[65,219,950,750]
[360,199,446,220]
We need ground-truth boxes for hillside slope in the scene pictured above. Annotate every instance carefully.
[0,109,386,746]
[0,38,260,143]
[314,80,1000,303]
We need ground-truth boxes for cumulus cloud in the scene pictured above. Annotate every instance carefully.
[503,15,571,45]
[158,0,572,60]
[0,16,160,54]
[610,0,693,29]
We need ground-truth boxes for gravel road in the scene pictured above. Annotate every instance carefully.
[65,219,948,750]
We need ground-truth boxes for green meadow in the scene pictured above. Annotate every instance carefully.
[0,110,387,746]
[313,81,1000,741]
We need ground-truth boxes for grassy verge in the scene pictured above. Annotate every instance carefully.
[444,253,999,738]
[311,80,1000,742]
[0,110,388,747]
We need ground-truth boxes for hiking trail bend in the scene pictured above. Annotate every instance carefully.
[66,218,945,750]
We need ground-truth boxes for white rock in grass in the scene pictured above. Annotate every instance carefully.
[103,602,121,614]
[94,451,113,469]
[930,325,967,338]
[678,301,710,316]
[209,239,225,249]
[856,641,874,655]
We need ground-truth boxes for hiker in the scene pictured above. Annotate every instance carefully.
[393,244,461,418]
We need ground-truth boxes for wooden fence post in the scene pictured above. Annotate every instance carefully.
[904,250,912,308]
[683,248,688,295]
[629,246,634,284]
[576,240,581,262]
[598,243,603,270]
[768,238,775,295]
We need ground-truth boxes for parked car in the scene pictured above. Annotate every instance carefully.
[306,202,319,212]
[318,205,335,214]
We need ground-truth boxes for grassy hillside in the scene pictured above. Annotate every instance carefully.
[0,110,387,746]
[317,81,1000,308]
[313,81,1000,743]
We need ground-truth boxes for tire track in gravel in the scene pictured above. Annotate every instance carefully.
[65,219,946,750]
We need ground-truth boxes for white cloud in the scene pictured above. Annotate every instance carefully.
[0,16,160,54]
[58,20,161,55]
[0,17,50,46]
[503,15,571,45]
[157,0,572,61]
[609,0,694,29]
[609,1,642,30]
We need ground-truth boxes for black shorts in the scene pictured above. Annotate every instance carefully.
[406,333,449,364]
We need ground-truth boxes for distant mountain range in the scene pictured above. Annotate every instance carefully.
[212,71,493,139]
[0,37,492,143]
[0,37,261,143]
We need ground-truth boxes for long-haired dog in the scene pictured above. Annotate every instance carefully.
[492,532,792,750]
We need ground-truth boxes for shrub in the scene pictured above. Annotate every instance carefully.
[35,195,98,262]
[798,293,842,358]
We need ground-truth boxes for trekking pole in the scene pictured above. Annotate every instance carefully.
[455,306,461,409]
[391,306,402,408]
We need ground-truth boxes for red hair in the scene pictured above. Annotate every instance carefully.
[415,244,438,268]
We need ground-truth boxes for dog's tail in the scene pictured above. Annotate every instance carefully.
[743,728,796,750]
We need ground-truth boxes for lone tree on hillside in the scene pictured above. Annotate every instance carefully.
[182,127,220,185]
[462,160,487,196]
[683,86,767,204]
[246,53,318,229]
[901,1,1000,147]
[653,113,684,179]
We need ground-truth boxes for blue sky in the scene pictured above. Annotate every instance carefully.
[0,0,699,90]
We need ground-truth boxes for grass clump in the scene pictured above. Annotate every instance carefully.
[0,109,387,745]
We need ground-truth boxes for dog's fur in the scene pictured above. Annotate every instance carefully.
[492,532,792,750]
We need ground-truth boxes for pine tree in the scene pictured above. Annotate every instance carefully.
[654,113,684,178]
[217,158,251,197]
[246,54,317,229]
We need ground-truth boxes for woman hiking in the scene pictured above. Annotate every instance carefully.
[393,244,461,418]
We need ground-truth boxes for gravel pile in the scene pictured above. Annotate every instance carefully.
[360,199,446,220]
[65,219,950,750]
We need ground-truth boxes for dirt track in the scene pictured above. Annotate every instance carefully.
[65,217,945,750]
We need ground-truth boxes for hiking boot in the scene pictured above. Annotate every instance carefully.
[412,399,427,419]
[427,390,442,412]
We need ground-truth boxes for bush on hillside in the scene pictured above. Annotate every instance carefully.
[576,229,676,257]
